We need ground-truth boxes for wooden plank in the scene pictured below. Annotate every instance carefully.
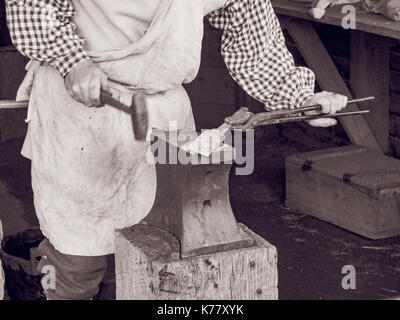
[390,113,400,137]
[390,90,400,115]
[281,17,382,151]
[0,1,11,46]
[330,55,350,80]
[184,67,237,106]
[0,46,28,142]
[115,224,278,300]
[286,26,351,79]
[201,23,225,69]
[391,49,400,72]
[286,42,308,66]
[288,41,350,79]
[281,122,349,148]
[272,0,400,40]
[190,101,237,130]
[0,46,28,99]
[350,31,390,153]
[0,109,27,142]
[391,70,400,93]
[0,19,11,46]
[313,23,350,58]
[389,135,400,158]
[186,21,240,131]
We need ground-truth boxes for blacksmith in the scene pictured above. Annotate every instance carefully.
[6,0,347,299]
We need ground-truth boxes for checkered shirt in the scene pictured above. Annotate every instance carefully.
[5,0,89,77]
[6,0,315,109]
[208,0,315,110]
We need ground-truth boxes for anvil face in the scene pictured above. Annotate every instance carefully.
[140,129,254,258]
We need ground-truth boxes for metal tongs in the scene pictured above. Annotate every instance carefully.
[225,96,375,130]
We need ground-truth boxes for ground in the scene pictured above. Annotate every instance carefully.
[0,133,399,300]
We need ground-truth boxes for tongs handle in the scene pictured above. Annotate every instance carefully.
[295,96,375,115]
[267,109,371,125]
[228,96,375,129]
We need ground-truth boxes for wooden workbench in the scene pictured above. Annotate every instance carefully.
[272,0,400,153]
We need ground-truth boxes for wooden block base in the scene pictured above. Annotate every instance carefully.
[115,224,278,300]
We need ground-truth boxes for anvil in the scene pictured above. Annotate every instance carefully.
[140,129,254,258]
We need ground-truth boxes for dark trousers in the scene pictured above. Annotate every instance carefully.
[36,239,115,300]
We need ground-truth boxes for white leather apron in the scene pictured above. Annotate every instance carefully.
[22,0,212,256]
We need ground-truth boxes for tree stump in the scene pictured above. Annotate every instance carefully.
[115,224,278,300]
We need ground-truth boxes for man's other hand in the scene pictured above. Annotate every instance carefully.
[303,91,348,127]
[65,59,109,107]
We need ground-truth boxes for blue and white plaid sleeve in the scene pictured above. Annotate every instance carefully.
[5,0,89,77]
[208,0,316,110]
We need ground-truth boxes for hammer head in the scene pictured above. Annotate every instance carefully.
[100,90,149,141]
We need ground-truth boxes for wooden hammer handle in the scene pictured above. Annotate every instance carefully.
[0,92,131,111]
[0,91,148,141]
[0,88,136,111]
[0,92,123,110]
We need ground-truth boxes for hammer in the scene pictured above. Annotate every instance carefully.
[0,90,149,141]
[99,90,148,140]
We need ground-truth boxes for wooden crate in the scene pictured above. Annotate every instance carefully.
[285,145,400,239]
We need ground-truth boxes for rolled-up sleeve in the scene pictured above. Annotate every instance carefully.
[5,0,89,77]
[208,0,315,110]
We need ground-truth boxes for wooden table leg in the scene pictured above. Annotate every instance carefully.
[279,17,382,152]
[350,31,393,154]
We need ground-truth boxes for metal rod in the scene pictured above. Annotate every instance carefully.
[325,110,371,117]
[0,100,29,110]
[347,96,375,104]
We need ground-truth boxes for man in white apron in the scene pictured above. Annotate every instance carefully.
[6,0,347,299]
